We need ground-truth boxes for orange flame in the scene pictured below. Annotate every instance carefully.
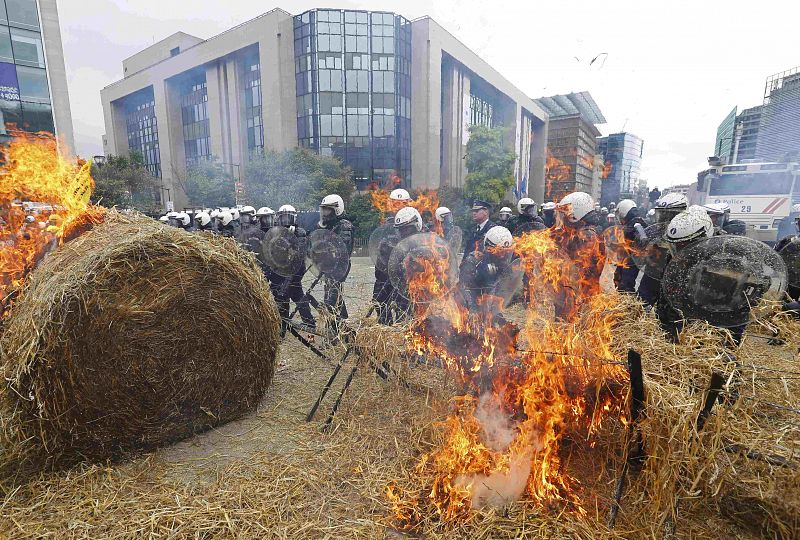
[369,187,440,224]
[545,150,573,203]
[1,132,105,316]
[602,161,613,180]
[389,199,626,527]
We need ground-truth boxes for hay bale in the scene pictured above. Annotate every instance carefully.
[0,212,280,475]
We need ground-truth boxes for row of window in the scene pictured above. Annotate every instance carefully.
[242,54,264,153]
[125,95,161,178]
[0,0,40,31]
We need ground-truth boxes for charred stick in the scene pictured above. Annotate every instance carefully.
[306,348,352,422]
[722,442,798,469]
[322,359,361,432]
[288,326,328,360]
[608,349,646,528]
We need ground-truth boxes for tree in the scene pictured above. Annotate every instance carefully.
[182,160,235,208]
[90,152,160,213]
[347,193,381,240]
[242,148,354,210]
[464,125,516,205]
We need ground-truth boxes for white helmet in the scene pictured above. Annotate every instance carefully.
[389,188,412,202]
[541,202,556,211]
[277,204,298,227]
[256,206,274,217]
[229,208,240,221]
[194,211,211,227]
[557,192,595,223]
[655,192,689,209]
[210,209,220,219]
[166,211,179,219]
[176,212,191,226]
[600,207,608,213]
[219,210,234,227]
[517,198,536,215]
[687,204,709,216]
[616,199,637,221]
[394,206,422,232]
[499,207,513,221]
[435,207,451,222]
[484,226,513,249]
[240,205,256,216]
[665,211,713,244]
[158,215,170,223]
[701,203,725,216]
[320,194,345,216]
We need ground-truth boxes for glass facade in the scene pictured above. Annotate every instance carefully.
[0,0,56,141]
[241,47,264,155]
[124,87,161,177]
[179,73,210,166]
[598,132,644,207]
[469,91,495,128]
[714,107,737,163]
[293,9,411,189]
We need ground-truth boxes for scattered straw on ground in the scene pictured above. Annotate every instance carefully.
[1,283,798,539]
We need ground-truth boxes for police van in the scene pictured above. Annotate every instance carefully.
[696,161,800,243]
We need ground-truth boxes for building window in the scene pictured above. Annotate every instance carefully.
[170,46,180,57]
[469,92,494,128]
[4,0,40,30]
[293,9,412,188]
[242,49,263,155]
[179,74,210,166]
[124,88,161,178]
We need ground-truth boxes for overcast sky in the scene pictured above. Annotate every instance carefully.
[57,0,800,189]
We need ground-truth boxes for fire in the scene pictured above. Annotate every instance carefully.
[369,187,440,224]
[389,201,627,528]
[545,150,572,203]
[602,161,613,179]
[0,132,105,316]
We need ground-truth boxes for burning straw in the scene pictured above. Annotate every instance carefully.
[0,211,281,477]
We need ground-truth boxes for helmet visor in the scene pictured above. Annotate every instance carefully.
[655,207,683,224]
[278,213,295,227]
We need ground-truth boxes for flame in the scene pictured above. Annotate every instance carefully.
[602,161,613,179]
[545,150,573,203]
[0,132,105,316]
[369,187,440,224]
[389,197,627,527]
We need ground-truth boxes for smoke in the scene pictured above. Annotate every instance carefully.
[455,393,533,509]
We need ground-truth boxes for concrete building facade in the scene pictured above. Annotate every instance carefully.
[101,8,548,210]
[533,92,606,203]
[0,0,74,152]
[756,67,800,162]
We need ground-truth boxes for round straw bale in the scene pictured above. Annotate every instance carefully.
[0,212,280,474]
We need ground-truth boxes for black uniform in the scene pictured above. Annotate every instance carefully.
[722,219,747,236]
[317,216,354,325]
[270,226,316,329]
[614,208,647,293]
[509,214,545,237]
[461,220,496,270]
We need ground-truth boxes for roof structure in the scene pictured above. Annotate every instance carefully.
[533,91,606,124]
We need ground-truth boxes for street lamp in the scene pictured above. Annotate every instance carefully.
[218,162,243,205]
[158,185,172,211]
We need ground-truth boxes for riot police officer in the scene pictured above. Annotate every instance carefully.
[317,194,354,333]
[613,199,647,292]
[638,192,688,306]
[458,225,515,314]
[462,200,495,269]
[271,204,316,331]
[372,207,424,325]
[434,206,454,240]
[193,211,214,232]
[509,198,545,237]
[541,201,557,228]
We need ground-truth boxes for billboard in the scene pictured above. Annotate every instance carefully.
[0,62,20,102]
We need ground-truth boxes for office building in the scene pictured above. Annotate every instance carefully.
[101,8,548,210]
[714,107,737,163]
[736,105,761,162]
[597,132,644,207]
[0,0,74,152]
[756,66,800,162]
[533,91,605,202]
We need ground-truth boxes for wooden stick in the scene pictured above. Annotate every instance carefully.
[306,348,352,422]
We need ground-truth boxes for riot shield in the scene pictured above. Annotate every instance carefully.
[261,226,306,277]
[446,225,463,254]
[631,222,671,280]
[388,232,458,303]
[603,225,628,266]
[307,229,350,282]
[777,237,800,290]
[491,256,525,308]
[368,223,396,265]
[662,235,787,328]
